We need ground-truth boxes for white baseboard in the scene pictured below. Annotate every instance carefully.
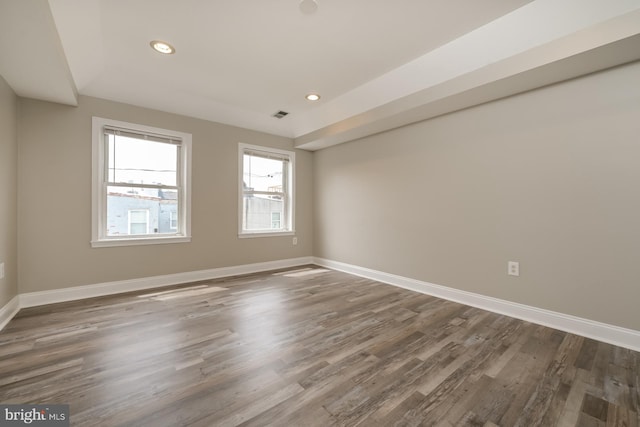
[5,255,640,353]
[0,295,20,331]
[18,257,314,309]
[313,257,640,352]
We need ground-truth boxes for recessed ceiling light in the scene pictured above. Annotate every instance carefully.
[150,40,175,54]
[305,93,321,101]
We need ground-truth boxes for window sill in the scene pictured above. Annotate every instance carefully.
[91,236,192,248]
[238,231,295,239]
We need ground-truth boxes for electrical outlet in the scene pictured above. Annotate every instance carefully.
[292,237,298,246]
[508,261,519,277]
[0,262,4,279]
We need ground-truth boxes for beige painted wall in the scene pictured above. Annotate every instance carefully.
[314,61,640,331]
[0,75,18,307]
[18,96,312,293]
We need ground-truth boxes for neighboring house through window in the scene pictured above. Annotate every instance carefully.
[239,143,294,237]
[92,117,192,247]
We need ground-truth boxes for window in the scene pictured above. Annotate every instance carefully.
[92,117,192,247]
[128,210,149,235]
[271,212,281,229]
[169,211,178,230]
[239,143,294,237]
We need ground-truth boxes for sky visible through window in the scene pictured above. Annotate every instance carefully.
[108,134,177,186]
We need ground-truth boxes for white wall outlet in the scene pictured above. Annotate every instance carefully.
[0,262,4,279]
[292,237,298,245]
[508,261,519,277]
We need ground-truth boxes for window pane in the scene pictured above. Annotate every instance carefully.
[107,133,178,186]
[242,195,284,231]
[243,154,284,193]
[106,186,178,236]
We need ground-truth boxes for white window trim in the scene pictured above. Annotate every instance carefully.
[238,143,295,238]
[91,117,192,248]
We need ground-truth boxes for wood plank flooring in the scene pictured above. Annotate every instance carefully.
[0,266,638,426]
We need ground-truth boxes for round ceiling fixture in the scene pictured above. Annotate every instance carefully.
[299,0,318,14]
[150,40,175,54]
[305,93,321,101]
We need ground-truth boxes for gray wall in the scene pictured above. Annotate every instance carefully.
[0,75,18,308]
[8,62,640,333]
[314,61,640,331]
[17,95,313,293]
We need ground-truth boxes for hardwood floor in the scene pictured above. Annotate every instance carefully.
[0,266,638,426]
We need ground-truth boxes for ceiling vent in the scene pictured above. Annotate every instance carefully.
[272,110,289,119]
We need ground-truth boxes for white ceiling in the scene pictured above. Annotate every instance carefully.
[1,0,640,150]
